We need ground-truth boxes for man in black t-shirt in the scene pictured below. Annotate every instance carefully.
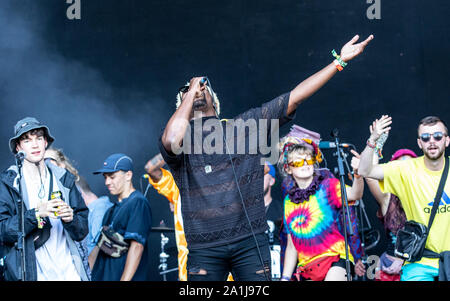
[159,34,373,281]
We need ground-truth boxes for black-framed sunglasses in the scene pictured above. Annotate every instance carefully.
[419,131,446,143]
[178,77,209,95]
[178,85,190,94]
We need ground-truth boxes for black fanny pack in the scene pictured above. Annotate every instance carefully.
[394,157,449,262]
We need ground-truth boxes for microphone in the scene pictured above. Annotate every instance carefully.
[319,141,352,149]
[15,151,26,161]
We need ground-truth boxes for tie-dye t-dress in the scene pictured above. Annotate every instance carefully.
[284,177,354,267]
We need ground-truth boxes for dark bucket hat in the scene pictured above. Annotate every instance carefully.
[9,117,55,154]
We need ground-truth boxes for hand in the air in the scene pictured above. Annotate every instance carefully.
[369,115,392,142]
[340,34,374,62]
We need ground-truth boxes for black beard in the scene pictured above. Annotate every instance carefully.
[193,98,207,110]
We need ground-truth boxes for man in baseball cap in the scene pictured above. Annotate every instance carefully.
[90,153,152,281]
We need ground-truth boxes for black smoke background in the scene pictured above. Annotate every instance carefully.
[0,0,449,281]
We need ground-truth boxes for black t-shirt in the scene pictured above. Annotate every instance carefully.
[159,92,295,249]
[92,190,152,281]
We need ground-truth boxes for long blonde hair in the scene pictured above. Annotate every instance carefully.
[45,147,80,182]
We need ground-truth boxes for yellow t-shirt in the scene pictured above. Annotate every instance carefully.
[379,156,450,269]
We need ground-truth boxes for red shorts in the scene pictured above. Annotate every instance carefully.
[295,255,341,281]
[377,270,401,281]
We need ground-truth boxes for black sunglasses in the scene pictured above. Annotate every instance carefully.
[178,77,209,94]
[419,131,446,143]
[178,85,190,94]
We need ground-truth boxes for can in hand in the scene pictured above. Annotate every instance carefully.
[50,191,63,217]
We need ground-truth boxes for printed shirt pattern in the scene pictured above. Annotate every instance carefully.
[284,177,354,267]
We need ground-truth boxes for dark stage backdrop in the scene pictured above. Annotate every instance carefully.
[0,0,449,281]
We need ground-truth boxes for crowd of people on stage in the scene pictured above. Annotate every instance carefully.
[0,33,449,281]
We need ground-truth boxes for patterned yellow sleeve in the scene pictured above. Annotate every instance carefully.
[147,168,179,205]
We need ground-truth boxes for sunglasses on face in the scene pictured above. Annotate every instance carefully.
[178,78,209,95]
[419,131,446,143]
[288,158,315,168]
[178,85,190,94]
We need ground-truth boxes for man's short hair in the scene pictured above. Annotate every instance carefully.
[418,116,448,135]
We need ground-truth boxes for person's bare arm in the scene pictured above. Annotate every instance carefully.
[281,234,298,281]
[120,241,144,281]
[366,178,391,216]
[88,246,100,270]
[161,77,204,154]
[345,149,364,201]
[145,153,165,182]
[287,35,374,115]
[363,150,391,215]
[358,115,392,180]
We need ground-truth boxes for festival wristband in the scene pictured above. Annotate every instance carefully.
[331,49,347,68]
[366,139,377,149]
[35,209,45,229]
[333,59,344,71]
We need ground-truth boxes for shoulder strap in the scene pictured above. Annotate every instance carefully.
[102,203,118,227]
[47,166,54,199]
[427,156,449,231]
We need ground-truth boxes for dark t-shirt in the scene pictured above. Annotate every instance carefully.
[159,92,295,249]
[92,190,152,281]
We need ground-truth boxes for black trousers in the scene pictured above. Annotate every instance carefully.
[187,233,271,281]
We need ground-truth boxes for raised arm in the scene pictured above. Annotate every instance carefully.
[161,77,205,154]
[364,151,391,215]
[287,34,374,115]
[358,115,392,180]
[145,153,165,182]
[345,149,364,201]
[349,149,390,213]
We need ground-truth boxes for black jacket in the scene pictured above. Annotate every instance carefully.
[0,162,89,281]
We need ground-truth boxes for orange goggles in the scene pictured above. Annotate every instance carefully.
[288,158,315,167]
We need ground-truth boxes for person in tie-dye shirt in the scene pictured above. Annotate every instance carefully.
[279,137,364,281]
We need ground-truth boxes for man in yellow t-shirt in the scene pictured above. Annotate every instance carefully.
[358,115,450,281]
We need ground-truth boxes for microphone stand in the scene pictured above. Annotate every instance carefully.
[15,154,26,281]
[333,143,380,281]
[338,144,368,281]
[331,129,353,281]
